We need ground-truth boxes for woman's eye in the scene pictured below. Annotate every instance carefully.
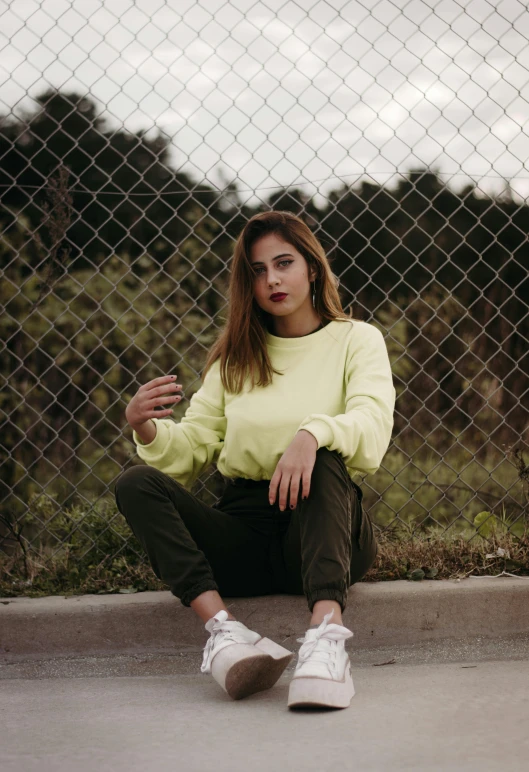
[254,260,292,274]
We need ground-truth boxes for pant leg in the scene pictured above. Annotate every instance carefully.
[278,447,378,614]
[114,465,276,607]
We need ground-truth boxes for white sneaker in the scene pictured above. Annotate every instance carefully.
[201,610,293,700]
[287,608,355,709]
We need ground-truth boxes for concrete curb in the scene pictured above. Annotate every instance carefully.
[1,577,528,661]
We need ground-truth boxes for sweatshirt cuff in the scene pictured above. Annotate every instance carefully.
[297,419,334,450]
[132,419,164,455]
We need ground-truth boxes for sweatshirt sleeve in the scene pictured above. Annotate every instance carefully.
[132,358,226,490]
[296,323,396,475]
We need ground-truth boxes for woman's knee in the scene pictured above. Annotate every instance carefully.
[311,447,349,484]
[313,446,340,466]
[307,448,352,513]
[114,464,154,494]
[114,466,173,509]
[114,465,188,519]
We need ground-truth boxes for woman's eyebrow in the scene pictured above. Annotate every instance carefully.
[251,253,294,265]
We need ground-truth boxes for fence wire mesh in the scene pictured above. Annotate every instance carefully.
[1,0,528,576]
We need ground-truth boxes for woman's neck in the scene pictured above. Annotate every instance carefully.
[269,316,326,338]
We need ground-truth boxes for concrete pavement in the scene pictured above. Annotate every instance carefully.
[1,577,528,771]
[1,652,528,772]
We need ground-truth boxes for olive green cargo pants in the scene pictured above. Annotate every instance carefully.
[114,447,378,614]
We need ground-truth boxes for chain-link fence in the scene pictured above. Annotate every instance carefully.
[1,0,528,576]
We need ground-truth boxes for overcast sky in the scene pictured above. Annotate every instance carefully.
[1,0,528,206]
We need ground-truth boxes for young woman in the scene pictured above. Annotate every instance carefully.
[115,210,396,710]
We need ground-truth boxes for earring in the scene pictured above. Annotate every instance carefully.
[312,281,316,308]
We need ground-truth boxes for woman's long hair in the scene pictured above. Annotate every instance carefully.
[202,210,356,394]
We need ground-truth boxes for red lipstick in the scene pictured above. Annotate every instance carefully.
[270,293,288,301]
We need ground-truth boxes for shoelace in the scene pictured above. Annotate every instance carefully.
[200,613,258,674]
[296,609,354,674]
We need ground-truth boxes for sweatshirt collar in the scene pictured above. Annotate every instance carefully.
[265,319,337,348]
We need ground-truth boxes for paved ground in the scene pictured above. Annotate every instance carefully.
[1,635,528,772]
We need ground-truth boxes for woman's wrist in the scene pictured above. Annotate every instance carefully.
[131,419,157,445]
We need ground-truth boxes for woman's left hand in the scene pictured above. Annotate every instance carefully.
[269,430,318,511]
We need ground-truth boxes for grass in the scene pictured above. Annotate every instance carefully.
[370,519,529,582]
[1,443,527,598]
[0,496,527,599]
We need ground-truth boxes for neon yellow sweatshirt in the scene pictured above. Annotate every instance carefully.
[132,318,396,490]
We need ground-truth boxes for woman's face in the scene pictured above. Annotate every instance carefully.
[249,232,316,321]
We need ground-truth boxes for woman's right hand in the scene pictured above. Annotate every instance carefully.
[125,375,184,428]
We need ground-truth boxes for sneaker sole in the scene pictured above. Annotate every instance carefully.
[211,637,293,700]
[287,670,355,709]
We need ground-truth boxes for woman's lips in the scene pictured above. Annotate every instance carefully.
[270,294,288,302]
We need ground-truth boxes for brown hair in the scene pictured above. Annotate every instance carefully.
[202,210,356,394]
